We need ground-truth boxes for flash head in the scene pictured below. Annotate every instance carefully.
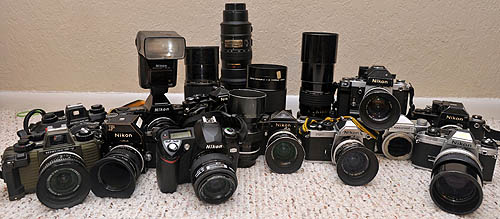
[136,31,186,92]
[136,31,186,60]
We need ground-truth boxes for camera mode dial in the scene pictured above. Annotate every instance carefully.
[75,128,94,142]
[14,137,36,153]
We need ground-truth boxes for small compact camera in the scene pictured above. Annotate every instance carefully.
[156,114,245,204]
[299,117,379,186]
[262,110,304,174]
[336,65,413,131]
[378,115,429,160]
[409,100,470,129]
[411,128,497,214]
[1,124,101,209]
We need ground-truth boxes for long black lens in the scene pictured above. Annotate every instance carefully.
[228,89,266,168]
[184,46,219,98]
[36,152,91,209]
[299,32,338,117]
[247,64,287,113]
[220,3,252,90]
[191,153,237,204]
[90,145,144,198]
[333,140,379,186]
[430,150,483,215]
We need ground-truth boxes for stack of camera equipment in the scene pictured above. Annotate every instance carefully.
[0,2,499,216]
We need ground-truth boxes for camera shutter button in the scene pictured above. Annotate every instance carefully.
[167,143,179,152]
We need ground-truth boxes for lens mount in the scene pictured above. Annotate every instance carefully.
[191,153,237,204]
[264,130,305,174]
[381,132,414,160]
[36,152,91,209]
[332,139,379,186]
[359,87,401,131]
[430,149,483,215]
[90,145,144,198]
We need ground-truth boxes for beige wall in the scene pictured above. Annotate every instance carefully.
[1,0,499,97]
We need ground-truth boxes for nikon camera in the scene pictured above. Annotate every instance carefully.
[299,117,379,186]
[409,100,470,129]
[378,115,429,160]
[156,113,245,204]
[1,124,101,209]
[336,65,413,131]
[411,127,497,215]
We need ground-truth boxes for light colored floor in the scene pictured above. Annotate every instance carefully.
[0,92,499,218]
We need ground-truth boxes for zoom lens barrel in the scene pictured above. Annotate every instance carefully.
[220,3,253,89]
[184,46,219,98]
[228,89,266,167]
[299,32,338,117]
[191,153,237,204]
[247,64,287,113]
[90,145,144,198]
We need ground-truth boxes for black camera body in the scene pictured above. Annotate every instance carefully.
[336,65,413,131]
[156,115,240,204]
[409,100,470,128]
[412,127,498,182]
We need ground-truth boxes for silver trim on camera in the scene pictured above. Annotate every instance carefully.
[331,139,365,164]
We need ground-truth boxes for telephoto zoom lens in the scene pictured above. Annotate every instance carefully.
[184,46,219,98]
[247,64,287,113]
[332,139,379,186]
[220,3,252,90]
[299,32,338,117]
[228,89,266,168]
[36,152,92,209]
[90,145,144,198]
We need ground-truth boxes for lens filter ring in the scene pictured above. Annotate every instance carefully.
[359,87,401,131]
[264,130,304,174]
[36,152,91,209]
[332,139,379,186]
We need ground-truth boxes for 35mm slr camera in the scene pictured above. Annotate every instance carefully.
[336,65,414,131]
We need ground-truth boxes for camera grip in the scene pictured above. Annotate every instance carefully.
[156,154,179,193]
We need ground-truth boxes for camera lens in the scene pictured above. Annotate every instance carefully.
[332,139,379,186]
[36,152,91,209]
[90,145,144,198]
[265,130,304,174]
[299,32,338,117]
[430,149,483,215]
[228,89,266,168]
[220,3,252,90]
[359,87,401,131]
[191,153,237,204]
[381,133,413,160]
[247,64,287,113]
[184,46,219,98]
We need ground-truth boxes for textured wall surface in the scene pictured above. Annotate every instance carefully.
[1,0,500,97]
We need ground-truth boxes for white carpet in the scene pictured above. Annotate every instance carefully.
[0,97,499,218]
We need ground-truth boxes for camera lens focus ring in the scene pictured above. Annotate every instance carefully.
[264,130,305,174]
[36,152,91,209]
[332,139,379,186]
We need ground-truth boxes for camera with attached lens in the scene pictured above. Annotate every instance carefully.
[378,115,429,160]
[298,117,379,186]
[1,123,101,209]
[411,127,497,214]
[262,110,304,174]
[336,65,414,131]
[156,112,246,204]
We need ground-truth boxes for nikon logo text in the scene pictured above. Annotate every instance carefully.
[154,108,169,112]
[445,115,464,121]
[206,144,223,149]
[115,133,133,138]
[371,79,390,84]
[451,140,472,148]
